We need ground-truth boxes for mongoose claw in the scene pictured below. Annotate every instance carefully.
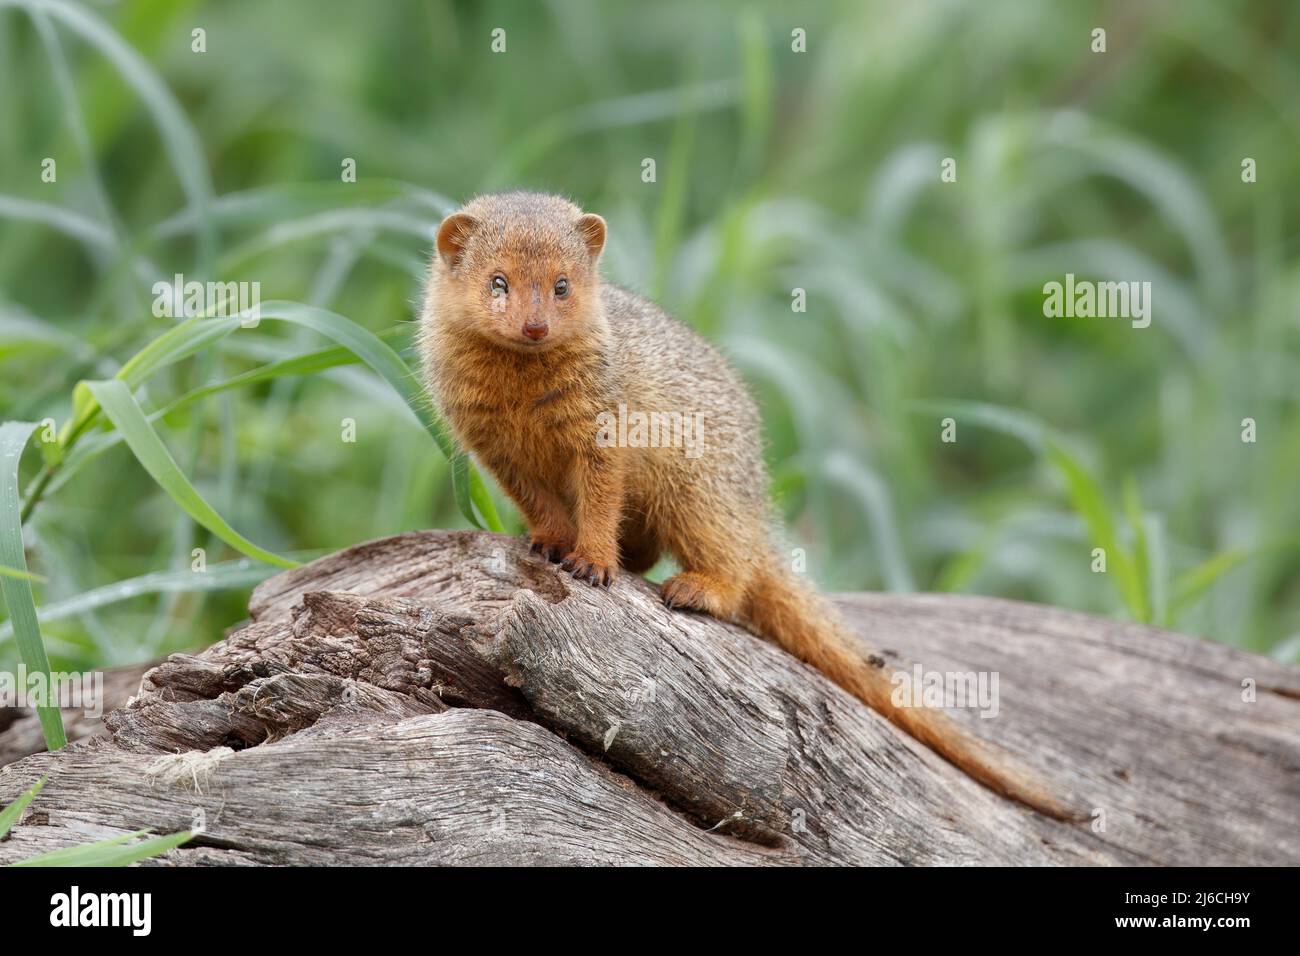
[530,541,561,564]
[529,537,568,563]
[560,552,615,587]
[660,572,728,616]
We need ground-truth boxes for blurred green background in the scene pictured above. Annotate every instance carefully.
[1,0,1297,678]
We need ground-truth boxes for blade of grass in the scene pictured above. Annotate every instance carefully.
[824,451,916,592]
[164,343,368,413]
[43,342,378,500]
[0,559,274,646]
[218,208,436,274]
[152,180,451,238]
[18,0,217,273]
[736,9,772,185]
[10,829,192,867]
[458,454,503,532]
[651,74,698,301]
[253,303,498,528]
[0,563,44,583]
[0,194,113,249]
[0,306,89,358]
[1048,115,1232,309]
[0,776,45,837]
[60,323,382,452]
[57,315,240,450]
[38,303,501,531]
[85,380,297,568]
[1046,439,1148,621]
[28,3,132,277]
[908,399,1048,453]
[934,529,997,593]
[0,421,66,749]
[1169,546,1251,620]
[483,79,737,188]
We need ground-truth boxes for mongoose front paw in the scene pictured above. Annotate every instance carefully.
[560,551,615,587]
[528,534,572,564]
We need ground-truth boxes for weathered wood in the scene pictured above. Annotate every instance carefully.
[1,530,1296,865]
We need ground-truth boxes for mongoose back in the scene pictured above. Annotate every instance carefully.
[420,191,1075,820]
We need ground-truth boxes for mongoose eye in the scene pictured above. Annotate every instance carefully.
[491,274,508,296]
[553,277,570,298]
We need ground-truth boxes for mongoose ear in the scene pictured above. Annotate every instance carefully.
[435,212,478,269]
[575,213,607,260]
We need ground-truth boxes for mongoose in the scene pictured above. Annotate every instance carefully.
[420,191,1075,820]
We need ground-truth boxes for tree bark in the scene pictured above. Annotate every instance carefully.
[1,530,1296,865]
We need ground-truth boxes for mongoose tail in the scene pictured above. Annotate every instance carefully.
[742,564,1084,822]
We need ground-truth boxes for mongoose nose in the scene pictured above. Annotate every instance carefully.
[522,321,549,341]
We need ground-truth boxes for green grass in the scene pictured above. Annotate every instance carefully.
[1,777,192,865]
[0,422,66,748]
[0,0,1298,704]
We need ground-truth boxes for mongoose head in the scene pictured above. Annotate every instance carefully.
[432,191,606,351]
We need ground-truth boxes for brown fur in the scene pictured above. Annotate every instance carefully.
[420,191,1077,820]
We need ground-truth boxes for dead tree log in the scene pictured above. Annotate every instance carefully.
[1,530,1296,865]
